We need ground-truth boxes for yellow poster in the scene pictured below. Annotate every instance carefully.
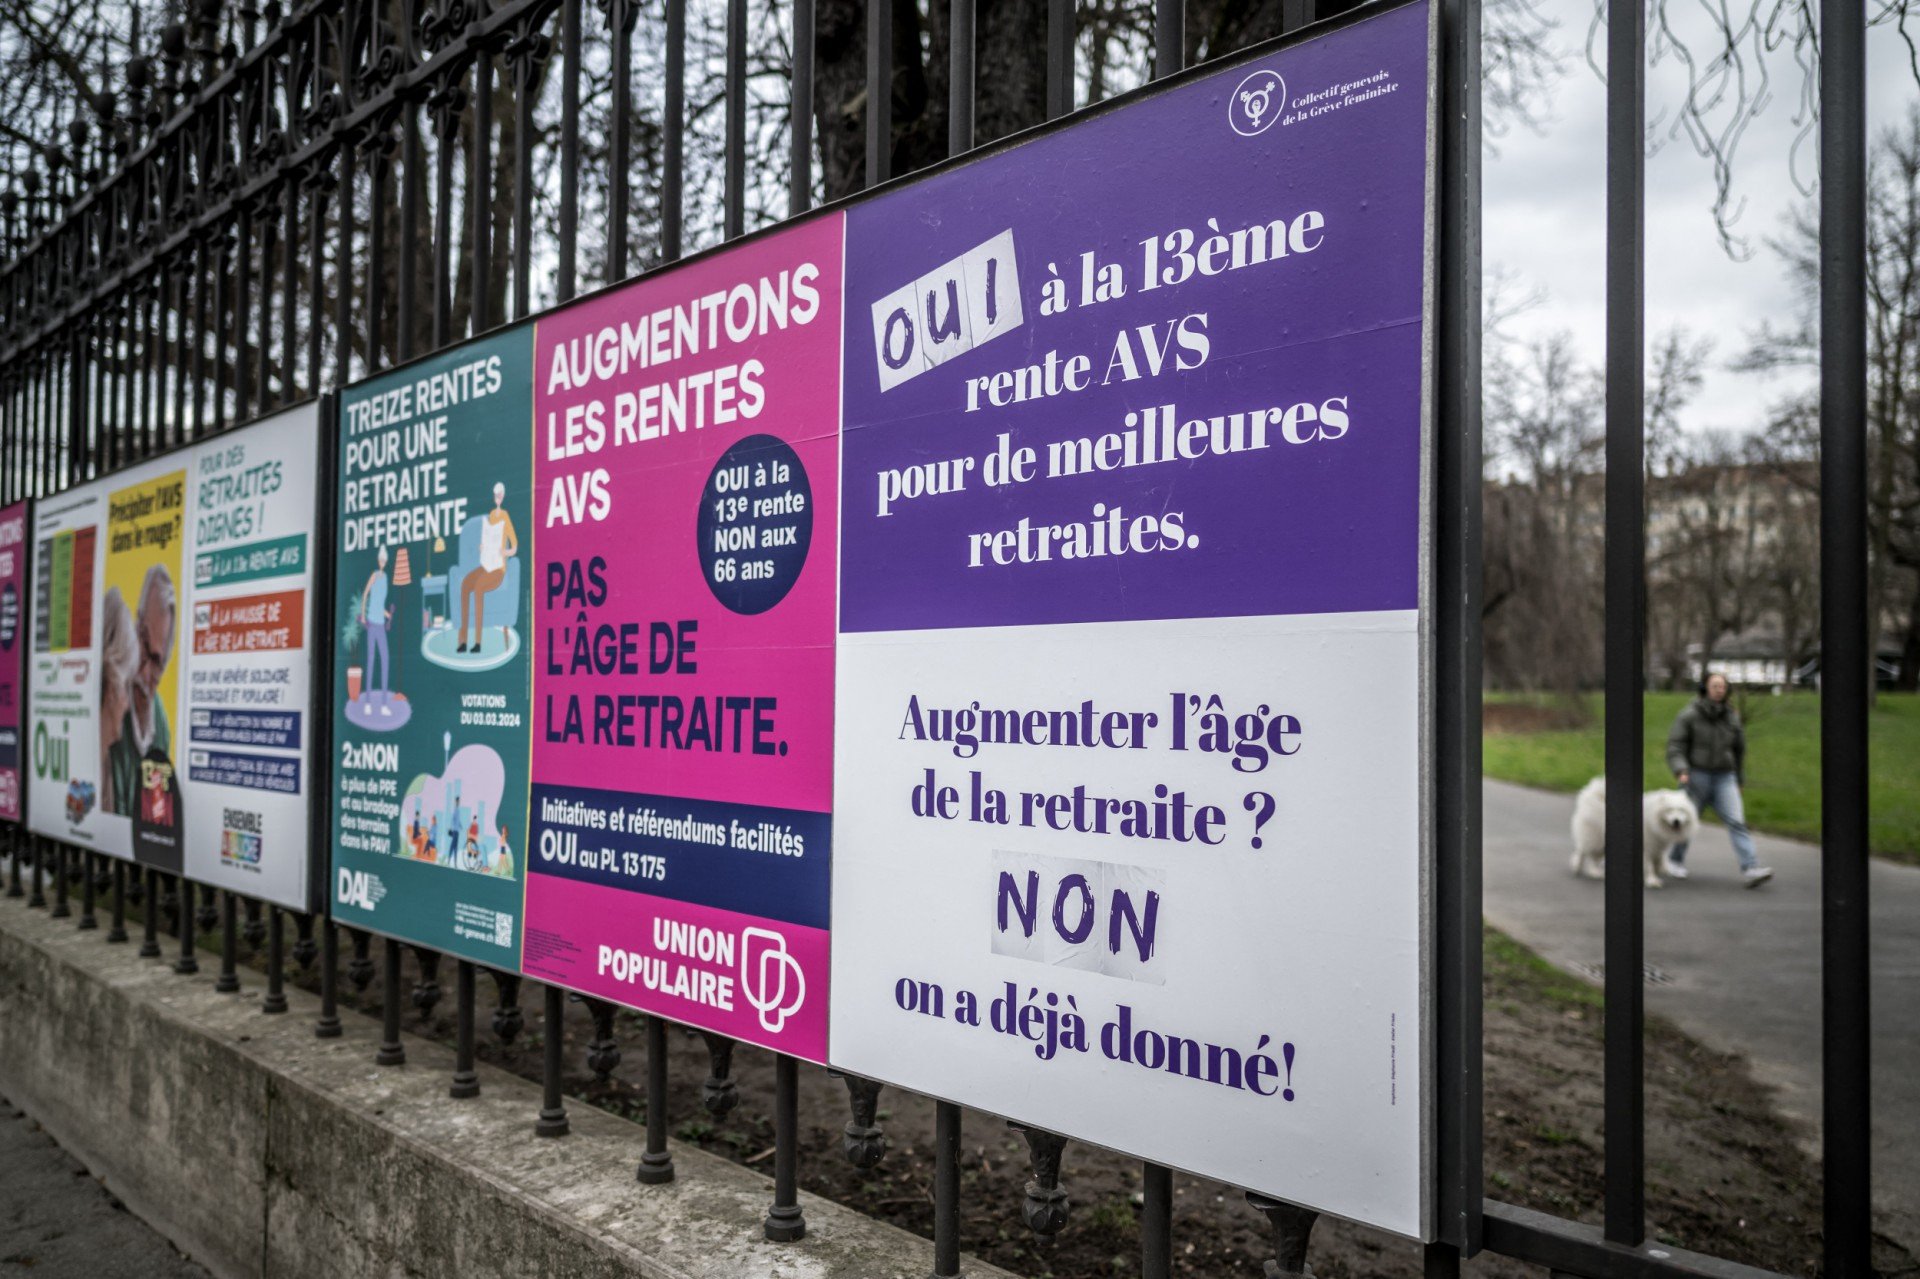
[101,468,186,854]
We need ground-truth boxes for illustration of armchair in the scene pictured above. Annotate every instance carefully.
[449,514,522,640]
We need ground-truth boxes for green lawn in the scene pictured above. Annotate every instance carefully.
[1483,691,1920,866]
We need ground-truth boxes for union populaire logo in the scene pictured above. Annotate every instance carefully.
[740,926,806,1034]
[1229,68,1286,137]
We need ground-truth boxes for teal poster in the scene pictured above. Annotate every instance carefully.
[331,332,534,968]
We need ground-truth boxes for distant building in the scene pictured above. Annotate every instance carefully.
[1685,623,1906,689]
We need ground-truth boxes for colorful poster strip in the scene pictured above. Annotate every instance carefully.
[524,213,844,1061]
[330,336,535,966]
[24,404,325,909]
[179,403,324,909]
[317,4,1433,1230]
[0,502,26,823]
[28,455,186,867]
[826,0,1434,1238]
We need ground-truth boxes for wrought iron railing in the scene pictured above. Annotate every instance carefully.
[0,0,1877,1273]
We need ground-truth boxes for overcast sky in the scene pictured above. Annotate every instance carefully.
[1483,0,1919,435]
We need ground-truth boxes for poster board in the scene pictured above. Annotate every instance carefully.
[327,225,847,1065]
[524,215,844,1062]
[329,338,535,965]
[320,0,1435,1231]
[24,402,326,911]
[0,502,27,824]
[825,0,1436,1237]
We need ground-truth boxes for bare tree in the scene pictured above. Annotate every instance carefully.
[1650,428,1769,675]
[1743,105,1920,690]
[1483,327,1605,690]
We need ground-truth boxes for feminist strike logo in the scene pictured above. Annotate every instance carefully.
[741,926,807,1034]
[1229,68,1286,137]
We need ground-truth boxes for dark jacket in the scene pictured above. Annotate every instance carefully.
[1666,696,1746,781]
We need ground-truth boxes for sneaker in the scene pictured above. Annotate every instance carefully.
[1662,851,1689,880]
[1743,866,1774,889]
[379,704,392,717]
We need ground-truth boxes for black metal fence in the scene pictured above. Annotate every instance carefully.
[0,0,1877,1274]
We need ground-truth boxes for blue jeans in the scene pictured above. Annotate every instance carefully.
[1671,769,1759,872]
[366,620,390,696]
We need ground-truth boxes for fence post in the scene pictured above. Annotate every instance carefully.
[377,937,405,1066]
[763,1054,805,1241]
[451,960,479,1097]
[1602,0,1648,1245]
[636,1016,673,1182]
[263,908,288,1013]
[315,919,342,1038]
[1433,0,1485,1259]
[1818,0,1871,1267]
[536,984,569,1137]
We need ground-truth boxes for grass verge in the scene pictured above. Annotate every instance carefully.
[1483,691,1920,865]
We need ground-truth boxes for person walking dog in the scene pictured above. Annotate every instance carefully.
[1664,672,1773,887]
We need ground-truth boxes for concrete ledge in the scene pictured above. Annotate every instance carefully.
[0,893,1013,1279]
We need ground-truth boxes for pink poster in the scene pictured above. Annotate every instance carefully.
[0,501,24,823]
[525,214,843,1062]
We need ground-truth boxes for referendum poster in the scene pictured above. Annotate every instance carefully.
[27,455,189,868]
[827,0,1434,1239]
[27,487,104,850]
[179,402,323,910]
[331,335,535,967]
[23,412,326,901]
[0,502,27,823]
[524,215,843,1061]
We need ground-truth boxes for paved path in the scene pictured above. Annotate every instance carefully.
[0,1098,209,1278]
[1482,778,1920,1251]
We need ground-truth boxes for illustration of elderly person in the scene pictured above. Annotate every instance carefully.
[359,545,394,716]
[96,588,137,815]
[456,482,517,654]
[108,565,176,816]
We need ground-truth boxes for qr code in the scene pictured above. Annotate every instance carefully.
[494,912,514,948]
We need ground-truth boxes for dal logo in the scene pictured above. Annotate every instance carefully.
[1229,68,1285,137]
[338,867,383,911]
[741,926,806,1034]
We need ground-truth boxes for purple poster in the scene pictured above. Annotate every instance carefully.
[829,0,1435,1238]
[0,501,22,822]
[838,14,1425,633]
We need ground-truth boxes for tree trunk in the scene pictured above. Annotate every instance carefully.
[814,0,1047,204]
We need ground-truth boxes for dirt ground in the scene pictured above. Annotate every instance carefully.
[203,908,1912,1278]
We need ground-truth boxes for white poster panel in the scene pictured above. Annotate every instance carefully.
[26,485,109,851]
[178,402,322,910]
[26,403,323,909]
[832,617,1426,1235]
[27,454,190,866]
[829,0,1434,1239]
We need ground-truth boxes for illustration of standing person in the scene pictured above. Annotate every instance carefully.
[463,811,482,870]
[359,545,394,716]
[492,826,514,878]
[457,483,517,654]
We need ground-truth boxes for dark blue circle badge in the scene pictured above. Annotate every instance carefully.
[696,434,813,616]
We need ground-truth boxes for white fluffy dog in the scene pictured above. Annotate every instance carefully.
[1569,777,1699,887]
